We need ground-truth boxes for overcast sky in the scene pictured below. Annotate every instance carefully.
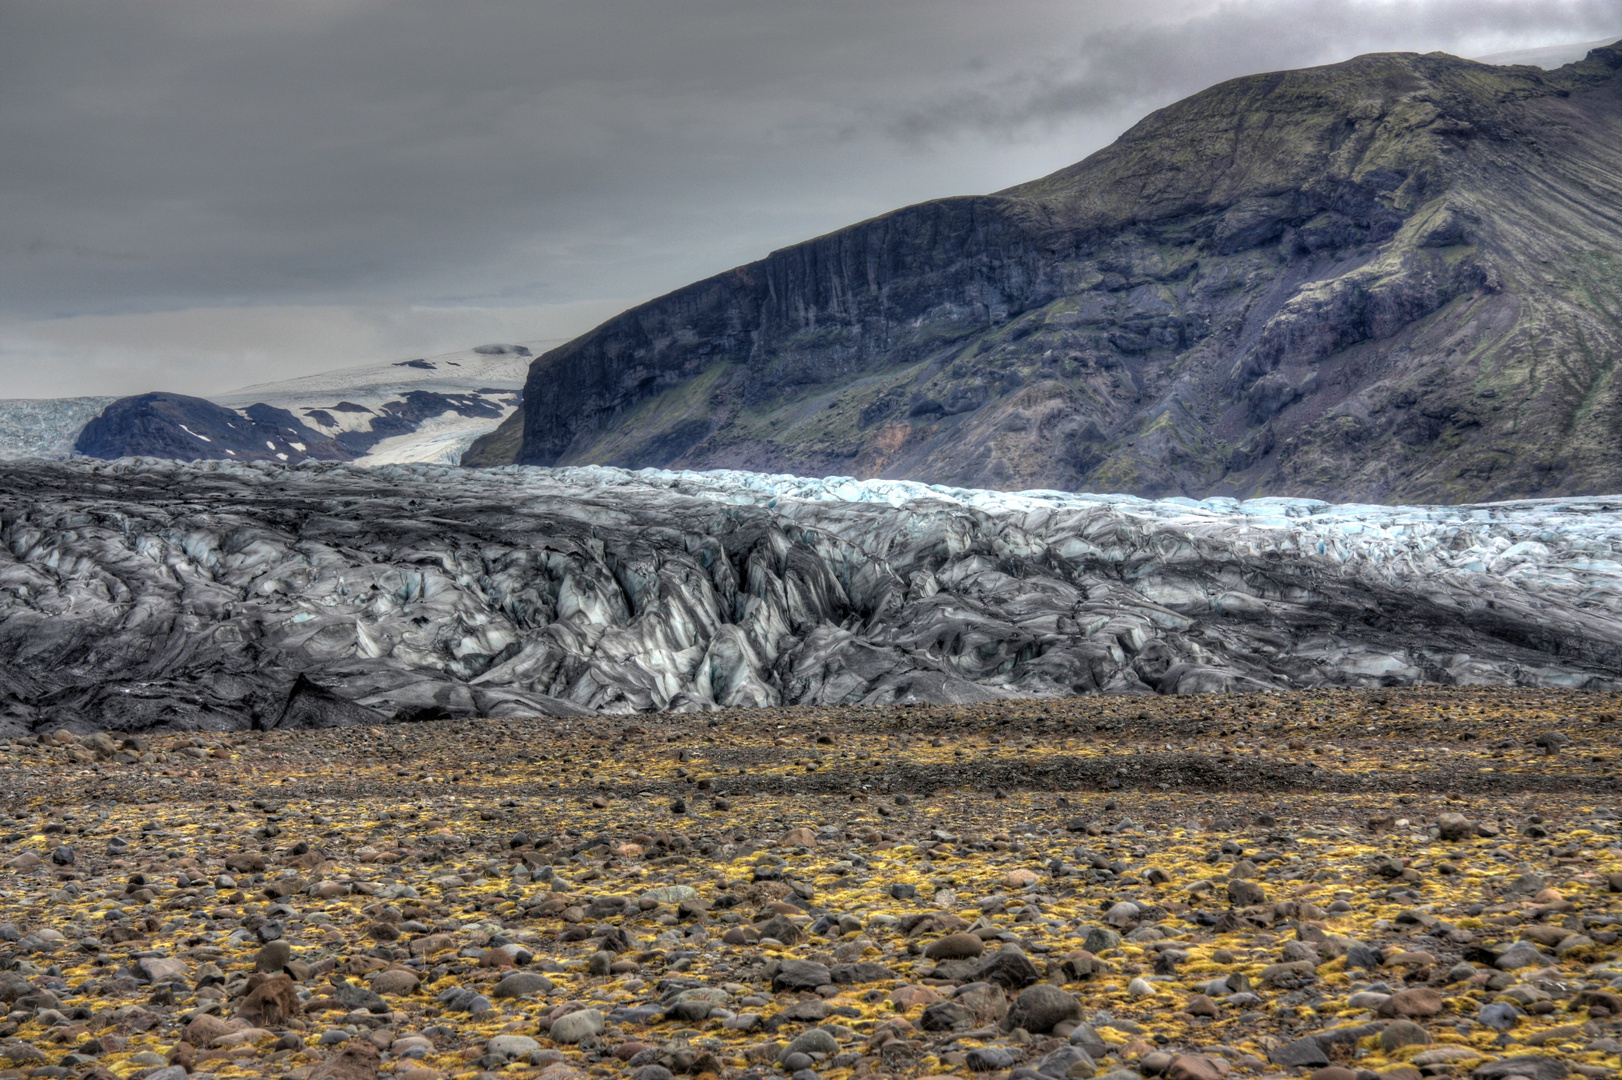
[1,1,1617,399]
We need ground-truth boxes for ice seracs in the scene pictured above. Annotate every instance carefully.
[1,458,1619,734]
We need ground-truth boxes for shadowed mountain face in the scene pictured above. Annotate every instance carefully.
[4,458,1622,735]
[469,44,1622,504]
[74,393,359,463]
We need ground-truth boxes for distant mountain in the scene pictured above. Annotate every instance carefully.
[470,43,1622,505]
[65,344,534,465]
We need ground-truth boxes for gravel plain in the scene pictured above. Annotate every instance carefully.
[1,687,1619,1080]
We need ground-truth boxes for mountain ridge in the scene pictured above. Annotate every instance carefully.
[468,42,1622,504]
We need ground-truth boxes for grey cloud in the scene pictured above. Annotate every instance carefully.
[0,0,1616,397]
[881,0,1622,143]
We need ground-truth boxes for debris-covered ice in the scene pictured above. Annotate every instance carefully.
[3,457,1620,734]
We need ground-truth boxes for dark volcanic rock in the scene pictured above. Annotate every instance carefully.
[268,675,390,731]
[475,43,1622,506]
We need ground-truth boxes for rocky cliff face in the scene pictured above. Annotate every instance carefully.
[4,458,1621,735]
[472,44,1622,504]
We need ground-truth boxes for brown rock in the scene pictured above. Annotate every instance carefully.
[1524,1024,1586,1047]
[780,827,817,847]
[892,985,940,1008]
[1520,925,1568,947]
[924,932,985,960]
[1377,987,1444,1018]
[1436,813,1474,842]
[1309,1069,1358,1080]
[1166,1054,1226,1080]
[408,933,455,956]
[184,1014,233,1046]
[369,968,420,996]
[254,940,292,973]
[1184,994,1220,1017]
[308,1039,380,1080]
[1380,1020,1432,1052]
[168,1041,197,1071]
[236,972,300,1027]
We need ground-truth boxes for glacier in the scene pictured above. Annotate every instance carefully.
[1,457,1620,735]
[0,397,118,460]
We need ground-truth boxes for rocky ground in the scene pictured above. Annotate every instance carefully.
[1,686,1619,1080]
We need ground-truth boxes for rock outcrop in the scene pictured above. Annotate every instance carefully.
[74,392,359,463]
[473,43,1622,504]
[3,458,1622,734]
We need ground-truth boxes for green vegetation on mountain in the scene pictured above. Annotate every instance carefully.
[466,43,1622,503]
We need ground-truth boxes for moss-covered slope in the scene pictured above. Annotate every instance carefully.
[482,44,1622,503]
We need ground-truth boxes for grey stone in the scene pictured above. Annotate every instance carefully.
[1346,943,1383,971]
[135,956,187,983]
[967,1047,1019,1071]
[1037,1046,1096,1079]
[1081,927,1121,954]
[1068,1023,1107,1058]
[1496,945,1549,970]
[486,1036,540,1060]
[1005,984,1082,1034]
[1472,1057,1568,1080]
[974,945,1041,990]
[1478,1002,1524,1030]
[549,1008,604,1044]
[920,1002,974,1031]
[632,1067,674,1080]
[1269,1037,1329,1068]
[492,971,554,998]
[772,959,832,992]
[780,1028,839,1061]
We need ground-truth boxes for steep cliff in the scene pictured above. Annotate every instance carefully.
[471,44,1622,503]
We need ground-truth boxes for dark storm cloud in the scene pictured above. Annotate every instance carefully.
[0,1,1616,397]
[882,0,1622,142]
